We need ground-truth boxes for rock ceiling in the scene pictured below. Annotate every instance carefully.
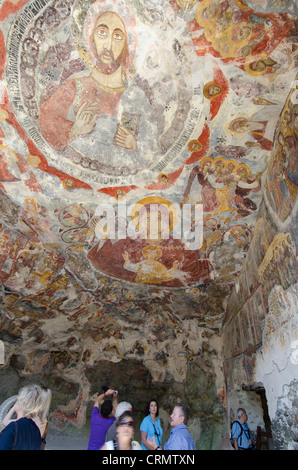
[0,0,297,350]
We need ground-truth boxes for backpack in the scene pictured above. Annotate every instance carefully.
[230,421,244,448]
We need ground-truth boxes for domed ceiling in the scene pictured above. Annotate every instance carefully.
[0,0,297,346]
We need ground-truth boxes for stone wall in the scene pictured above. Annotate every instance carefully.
[0,324,227,449]
[223,81,298,450]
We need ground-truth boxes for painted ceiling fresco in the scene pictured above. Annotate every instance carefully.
[0,0,297,325]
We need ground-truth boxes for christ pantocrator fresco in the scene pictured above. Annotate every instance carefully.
[39,2,161,175]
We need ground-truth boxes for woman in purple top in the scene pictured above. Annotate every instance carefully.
[87,388,118,450]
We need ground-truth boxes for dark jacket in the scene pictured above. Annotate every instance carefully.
[0,417,42,450]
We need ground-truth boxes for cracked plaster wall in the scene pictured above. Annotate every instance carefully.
[0,0,297,450]
[223,84,298,450]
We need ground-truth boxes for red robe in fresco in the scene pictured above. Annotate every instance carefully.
[39,76,122,151]
[88,237,210,287]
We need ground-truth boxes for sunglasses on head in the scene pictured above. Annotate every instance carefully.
[119,420,134,427]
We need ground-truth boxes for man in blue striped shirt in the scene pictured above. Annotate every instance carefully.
[163,404,195,450]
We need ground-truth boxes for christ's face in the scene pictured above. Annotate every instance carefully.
[146,248,159,260]
[93,11,126,72]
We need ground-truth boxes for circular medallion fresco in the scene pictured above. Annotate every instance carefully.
[6,0,203,187]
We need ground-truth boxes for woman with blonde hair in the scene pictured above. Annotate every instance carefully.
[0,384,52,450]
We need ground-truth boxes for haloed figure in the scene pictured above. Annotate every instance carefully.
[39,1,160,172]
[40,9,135,151]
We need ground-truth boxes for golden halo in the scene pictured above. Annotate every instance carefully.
[244,53,270,77]
[226,160,238,172]
[212,157,227,169]
[27,154,41,168]
[226,116,250,136]
[200,156,213,167]
[234,163,250,175]
[187,140,202,152]
[24,198,39,211]
[157,173,169,184]
[233,0,250,10]
[142,245,162,259]
[62,178,75,190]
[131,197,178,233]
[230,226,243,236]
[195,0,220,26]
[176,0,198,9]
[203,81,221,99]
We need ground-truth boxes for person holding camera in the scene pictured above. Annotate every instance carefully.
[87,388,118,450]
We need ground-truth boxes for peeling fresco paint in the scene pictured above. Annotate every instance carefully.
[0,0,297,448]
